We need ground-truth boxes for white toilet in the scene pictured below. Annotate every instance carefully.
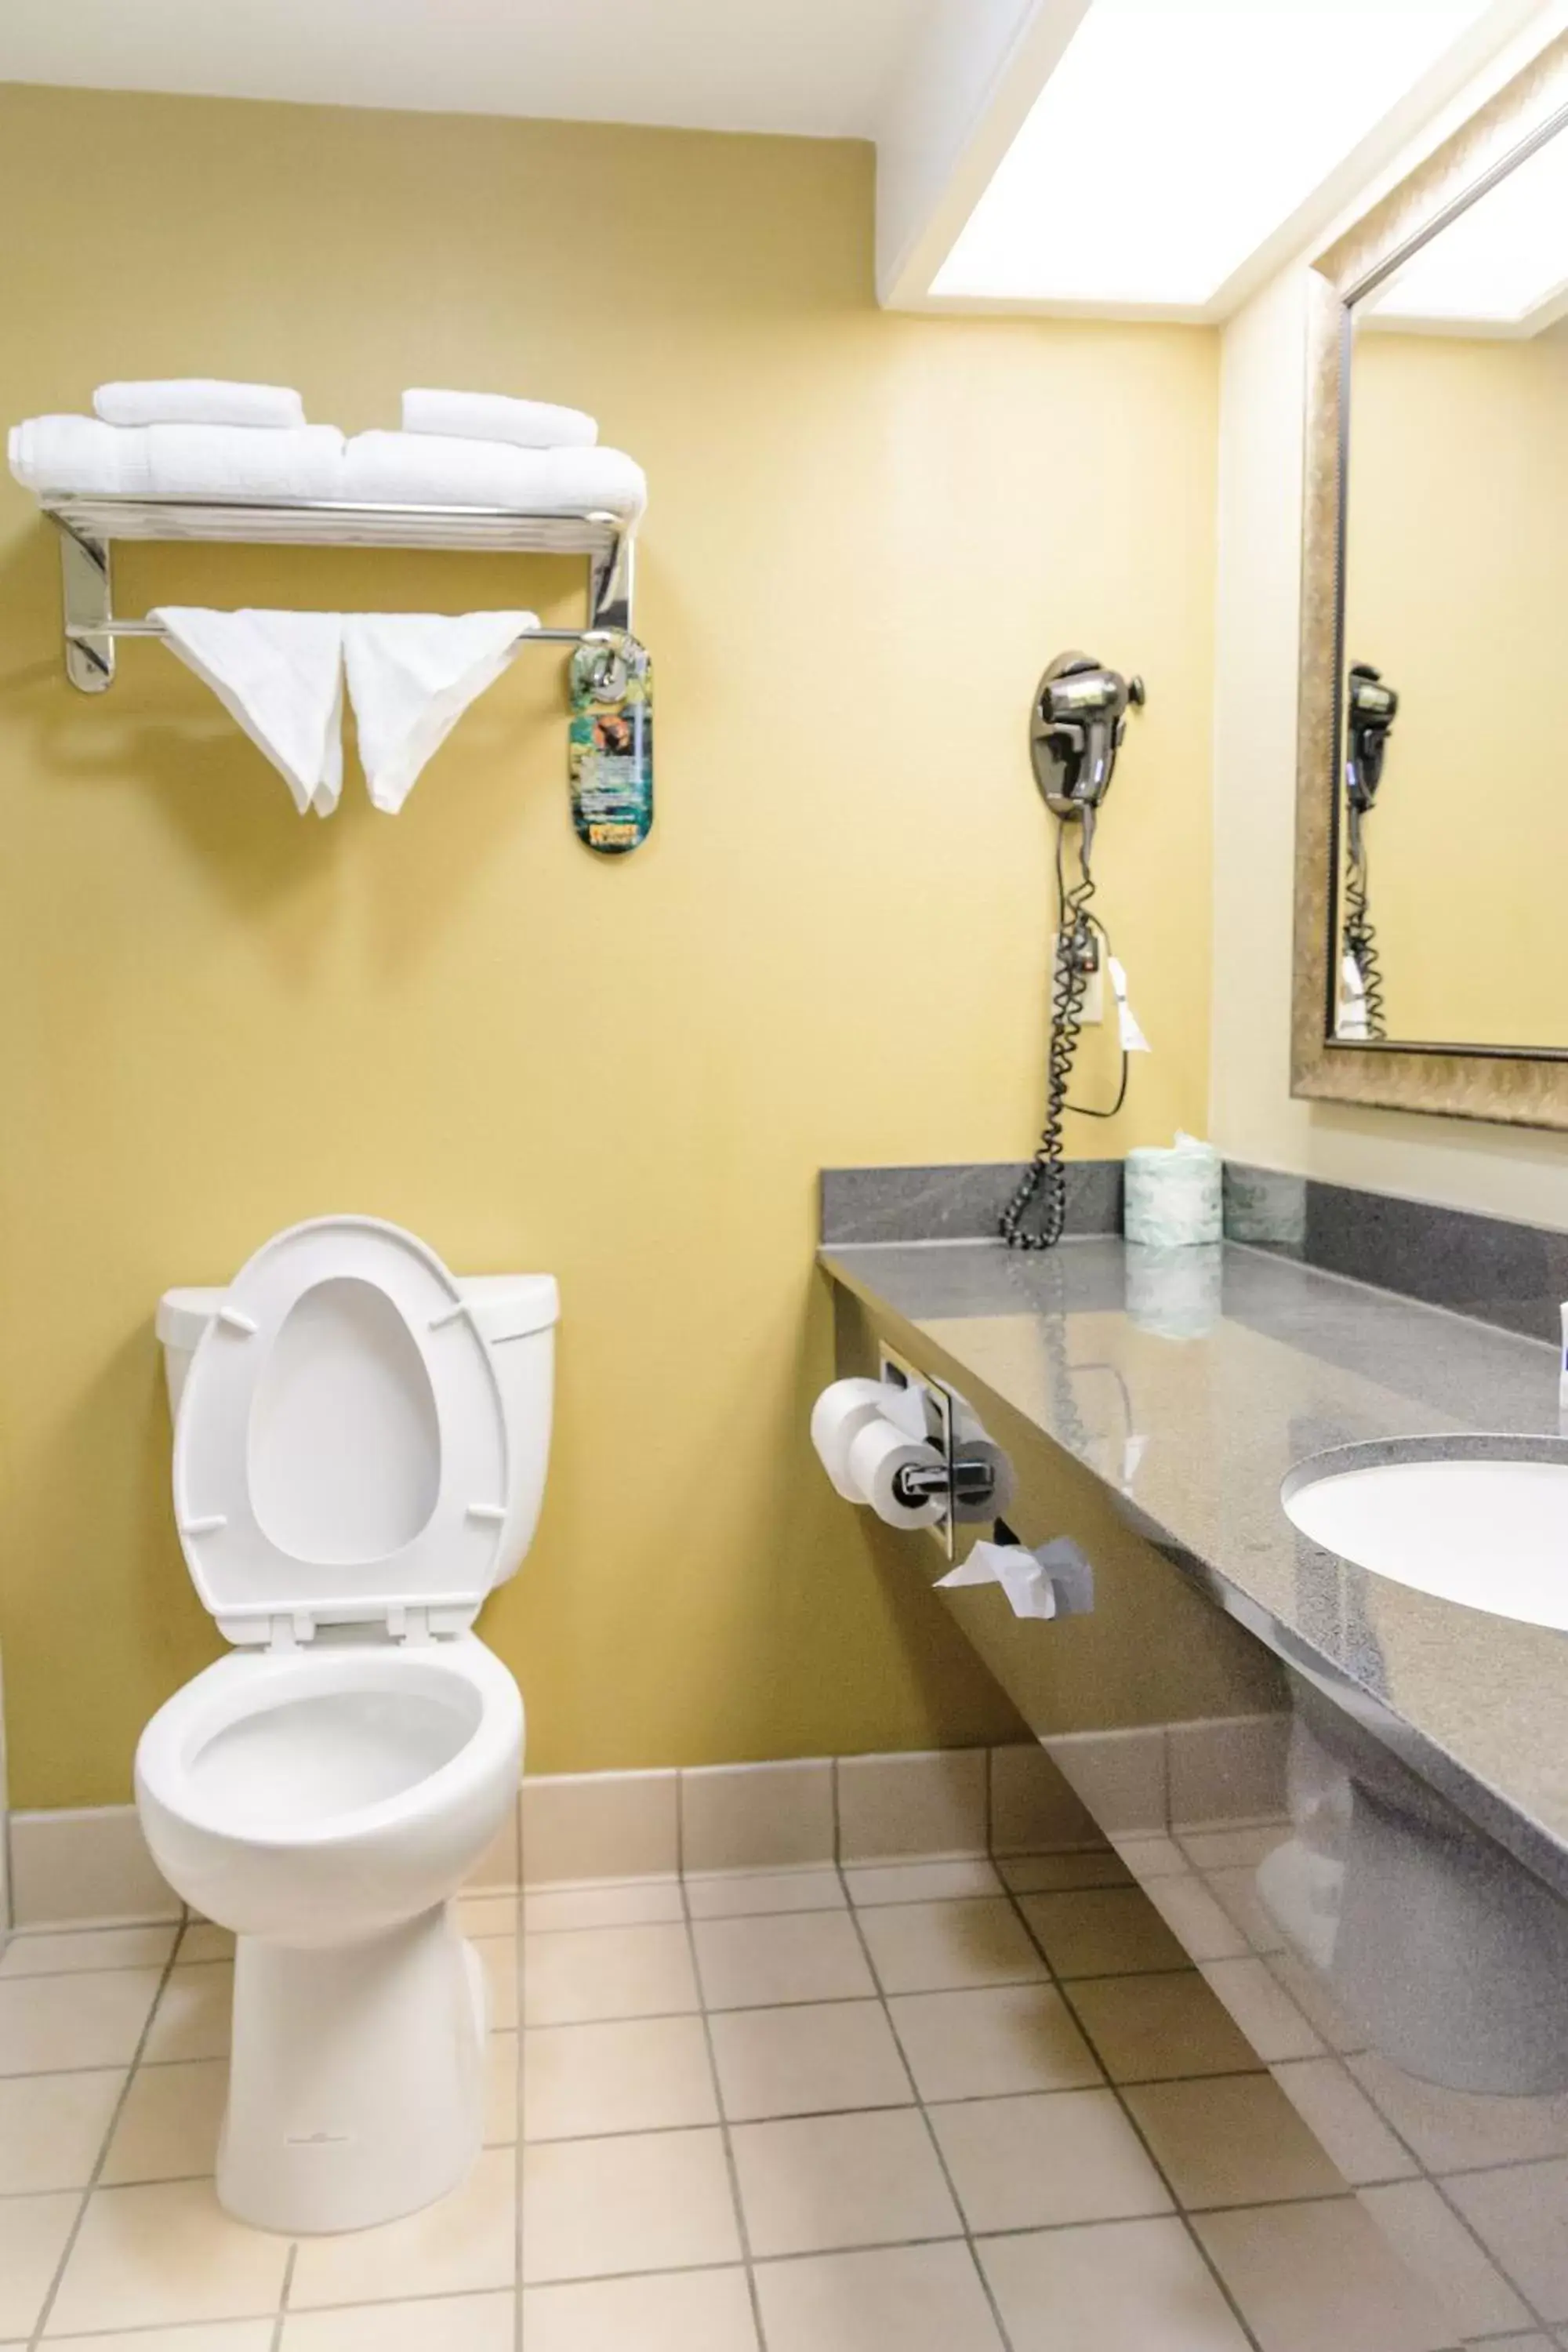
[134,1214,557,2236]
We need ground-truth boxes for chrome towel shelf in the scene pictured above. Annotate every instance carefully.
[42,493,637,693]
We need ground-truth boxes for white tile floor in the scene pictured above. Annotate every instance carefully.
[0,1853,1548,2348]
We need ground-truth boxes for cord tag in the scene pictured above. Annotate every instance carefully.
[1107,957,1151,1054]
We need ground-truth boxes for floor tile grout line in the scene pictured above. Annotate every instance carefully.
[678,1856,771,2352]
[1320,2032,1560,2332]
[522,1881,1019,1931]
[25,1913,192,2350]
[993,1867,1271,2352]
[1172,1863,1563,2331]
[831,1855,1022,2352]
[268,2241,297,2352]
[1423,2167,1555,2335]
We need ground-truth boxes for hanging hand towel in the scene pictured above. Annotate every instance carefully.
[152,608,344,817]
[401,390,597,449]
[343,612,537,811]
[94,380,307,429]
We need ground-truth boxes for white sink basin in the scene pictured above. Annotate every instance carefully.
[1283,1436,1568,1632]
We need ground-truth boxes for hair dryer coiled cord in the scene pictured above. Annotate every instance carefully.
[1341,853,1385,1040]
[1000,836,1128,1251]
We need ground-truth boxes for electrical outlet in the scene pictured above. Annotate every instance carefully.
[1051,934,1104,1024]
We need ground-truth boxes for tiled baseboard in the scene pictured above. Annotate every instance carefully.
[518,1746,1100,1886]
[5,1717,1290,1928]
[7,1805,184,1930]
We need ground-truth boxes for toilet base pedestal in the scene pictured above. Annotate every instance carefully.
[217,1902,487,2234]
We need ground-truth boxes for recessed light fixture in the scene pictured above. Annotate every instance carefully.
[1363,117,1568,330]
[932,0,1499,310]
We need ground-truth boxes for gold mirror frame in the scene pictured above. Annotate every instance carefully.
[1292,30,1568,1127]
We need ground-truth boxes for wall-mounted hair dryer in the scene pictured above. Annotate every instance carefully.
[1345,662,1398,838]
[1029,653,1146,870]
[1002,652,1146,1252]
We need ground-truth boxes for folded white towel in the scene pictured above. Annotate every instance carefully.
[343,612,537,812]
[401,390,597,449]
[153,608,344,817]
[9,417,345,502]
[342,430,646,519]
[95,380,307,429]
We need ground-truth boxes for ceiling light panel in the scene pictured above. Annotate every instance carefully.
[1362,118,1568,328]
[933,0,1497,308]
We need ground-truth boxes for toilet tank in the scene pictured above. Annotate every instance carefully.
[156,1272,557,1590]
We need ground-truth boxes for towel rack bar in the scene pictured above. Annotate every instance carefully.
[67,618,613,649]
[45,496,636,691]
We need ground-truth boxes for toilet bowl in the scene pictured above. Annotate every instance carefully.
[134,1215,557,2235]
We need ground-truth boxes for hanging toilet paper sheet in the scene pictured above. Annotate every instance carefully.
[937,1537,1095,1621]
[938,1541,1058,1620]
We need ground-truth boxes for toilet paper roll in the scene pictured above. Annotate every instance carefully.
[951,1436,1017,1523]
[845,1417,944,1530]
[1123,1131,1222,1247]
[810,1378,895,1501]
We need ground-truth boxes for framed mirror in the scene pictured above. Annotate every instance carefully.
[1292,30,1568,1126]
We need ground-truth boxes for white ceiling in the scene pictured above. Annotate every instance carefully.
[2,0,1556,319]
[0,0,928,138]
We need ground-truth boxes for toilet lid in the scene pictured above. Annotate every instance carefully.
[172,1217,510,1644]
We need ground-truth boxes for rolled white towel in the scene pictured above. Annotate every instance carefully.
[10,416,123,495]
[343,430,645,519]
[9,416,345,501]
[401,389,597,450]
[95,379,307,429]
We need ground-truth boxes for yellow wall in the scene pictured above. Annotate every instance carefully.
[1344,318,1568,1047]
[0,85,1218,1809]
[1210,259,1568,1218]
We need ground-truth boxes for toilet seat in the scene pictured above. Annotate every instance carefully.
[137,1635,522,1849]
[172,1217,510,1646]
[136,1631,524,1957]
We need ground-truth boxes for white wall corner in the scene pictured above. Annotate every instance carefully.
[873,0,1091,309]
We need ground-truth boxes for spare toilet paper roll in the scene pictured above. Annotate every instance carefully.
[1123,1131,1222,1248]
[810,1378,895,1501]
[845,1417,945,1530]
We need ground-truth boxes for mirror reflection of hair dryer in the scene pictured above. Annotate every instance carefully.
[1339,662,1399,1040]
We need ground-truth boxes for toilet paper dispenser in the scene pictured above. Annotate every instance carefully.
[811,1365,1095,1617]
[812,1352,1091,1589]
[810,1363,1013,1548]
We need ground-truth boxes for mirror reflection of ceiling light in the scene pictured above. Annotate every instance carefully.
[932,0,1497,309]
[1362,118,1568,330]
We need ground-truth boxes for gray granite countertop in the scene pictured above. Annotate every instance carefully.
[821,1236,1568,1897]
